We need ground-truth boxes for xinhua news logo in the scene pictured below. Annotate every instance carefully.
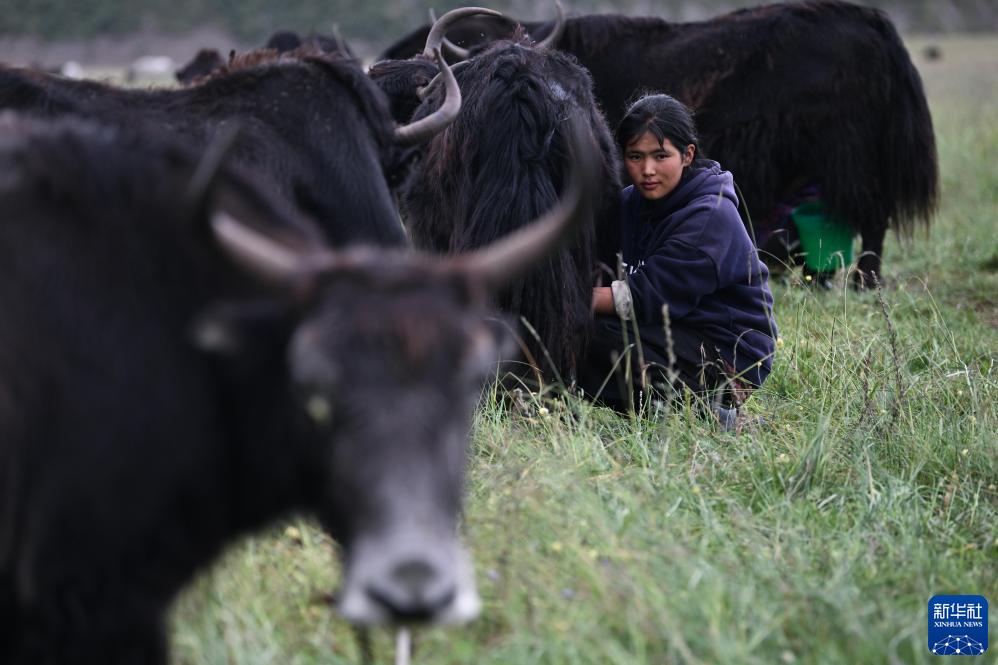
[928,595,988,656]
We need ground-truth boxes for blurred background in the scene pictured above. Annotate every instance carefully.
[1,0,996,68]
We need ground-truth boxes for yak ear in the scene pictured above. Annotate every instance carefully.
[184,122,243,224]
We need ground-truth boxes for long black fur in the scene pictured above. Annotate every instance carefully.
[397,37,620,380]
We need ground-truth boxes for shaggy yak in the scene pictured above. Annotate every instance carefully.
[371,31,621,382]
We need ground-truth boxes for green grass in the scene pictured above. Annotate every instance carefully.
[169,35,998,664]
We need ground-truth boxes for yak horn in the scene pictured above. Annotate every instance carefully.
[450,113,601,289]
[394,47,460,145]
[425,6,503,60]
[210,210,338,289]
[441,38,471,62]
[535,0,566,50]
[185,122,242,219]
[417,60,470,101]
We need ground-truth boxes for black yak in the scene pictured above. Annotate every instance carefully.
[380,0,938,285]
[371,34,621,381]
[0,111,601,663]
[0,39,460,250]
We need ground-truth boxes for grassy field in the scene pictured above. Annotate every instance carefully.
[169,35,998,664]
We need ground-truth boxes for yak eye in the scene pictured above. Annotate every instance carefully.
[304,393,333,426]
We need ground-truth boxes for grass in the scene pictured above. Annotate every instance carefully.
[169,35,998,664]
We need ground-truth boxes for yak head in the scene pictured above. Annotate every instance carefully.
[368,6,507,125]
[198,113,601,625]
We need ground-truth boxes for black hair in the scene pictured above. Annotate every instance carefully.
[614,94,700,158]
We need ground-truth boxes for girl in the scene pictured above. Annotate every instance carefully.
[579,94,777,424]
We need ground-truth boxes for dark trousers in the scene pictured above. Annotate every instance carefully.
[577,316,756,413]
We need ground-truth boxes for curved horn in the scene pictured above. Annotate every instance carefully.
[394,48,460,145]
[442,38,471,63]
[425,6,503,60]
[417,60,470,101]
[450,113,601,289]
[210,211,338,289]
[185,122,242,219]
[535,0,567,50]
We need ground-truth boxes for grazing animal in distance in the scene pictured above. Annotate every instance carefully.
[176,29,356,85]
[174,48,226,84]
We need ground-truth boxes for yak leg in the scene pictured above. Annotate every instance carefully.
[854,222,887,289]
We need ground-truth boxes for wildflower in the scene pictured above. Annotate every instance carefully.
[538,406,550,417]
[961,448,969,456]
[778,453,790,463]
[550,541,563,553]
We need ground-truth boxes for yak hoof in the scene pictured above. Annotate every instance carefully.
[851,269,879,290]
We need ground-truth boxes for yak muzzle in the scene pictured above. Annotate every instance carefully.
[336,531,480,626]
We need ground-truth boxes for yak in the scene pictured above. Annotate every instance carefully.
[176,29,355,85]
[371,34,621,382]
[0,111,601,664]
[0,30,461,251]
[379,0,938,285]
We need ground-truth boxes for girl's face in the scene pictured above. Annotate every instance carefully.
[624,131,695,201]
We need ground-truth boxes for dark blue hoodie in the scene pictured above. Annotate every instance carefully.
[617,161,777,384]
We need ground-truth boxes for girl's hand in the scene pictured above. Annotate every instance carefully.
[592,287,615,315]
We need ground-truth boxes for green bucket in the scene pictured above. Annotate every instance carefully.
[791,202,854,273]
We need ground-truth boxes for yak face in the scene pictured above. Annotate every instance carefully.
[286,270,511,625]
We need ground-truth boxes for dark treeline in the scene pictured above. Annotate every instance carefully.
[1,0,996,46]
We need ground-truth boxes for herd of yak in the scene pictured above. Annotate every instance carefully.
[0,1,937,662]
